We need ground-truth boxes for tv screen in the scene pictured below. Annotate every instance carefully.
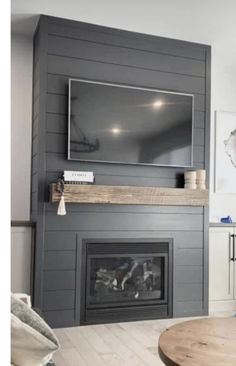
[68,79,194,167]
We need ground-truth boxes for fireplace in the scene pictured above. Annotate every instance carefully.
[81,239,173,324]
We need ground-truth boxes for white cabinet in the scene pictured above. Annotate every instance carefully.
[209,226,236,312]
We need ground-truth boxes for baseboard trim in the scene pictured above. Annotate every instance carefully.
[209,300,236,312]
[11,221,35,227]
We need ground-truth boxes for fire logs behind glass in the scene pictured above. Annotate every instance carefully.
[92,257,162,300]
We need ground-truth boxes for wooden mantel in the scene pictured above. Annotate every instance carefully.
[50,183,208,206]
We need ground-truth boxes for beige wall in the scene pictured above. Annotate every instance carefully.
[11,35,33,292]
[11,34,33,221]
[11,4,236,222]
[11,227,32,294]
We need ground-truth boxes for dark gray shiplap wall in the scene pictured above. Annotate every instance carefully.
[31,15,210,327]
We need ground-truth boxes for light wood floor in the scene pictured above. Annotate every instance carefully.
[53,312,233,366]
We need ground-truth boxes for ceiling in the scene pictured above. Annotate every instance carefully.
[11,0,236,45]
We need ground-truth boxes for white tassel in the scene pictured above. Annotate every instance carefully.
[57,194,66,215]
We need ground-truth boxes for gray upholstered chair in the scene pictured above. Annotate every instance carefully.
[11,294,60,366]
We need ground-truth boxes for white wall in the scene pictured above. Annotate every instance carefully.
[209,38,236,221]
[11,34,33,220]
[11,0,236,221]
[11,35,33,292]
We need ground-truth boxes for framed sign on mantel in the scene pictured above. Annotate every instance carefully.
[214,111,236,193]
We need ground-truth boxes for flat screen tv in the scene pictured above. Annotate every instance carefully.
[68,79,194,167]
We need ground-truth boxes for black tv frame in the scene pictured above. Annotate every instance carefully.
[68,78,194,168]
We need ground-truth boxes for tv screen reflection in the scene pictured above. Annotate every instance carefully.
[69,79,193,167]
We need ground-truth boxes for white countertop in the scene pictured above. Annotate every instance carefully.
[209,222,236,227]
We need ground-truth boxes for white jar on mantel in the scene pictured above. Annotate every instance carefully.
[184,171,197,189]
[196,169,206,190]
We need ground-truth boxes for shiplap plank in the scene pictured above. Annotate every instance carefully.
[45,151,204,189]
[46,113,67,134]
[175,283,203,301]
[174,301,203,317]
[34,30,40,64]
[32,154,38,174]
[33,96,39,120]
[193,128,204,146]
[44,270,75,290]
[44,251,76,270]
[45,200,203,214]
[47,21,206,60]
[194,145,204,163]
[76,228,203,241]
[43,290,75,311]
[33,59,40,84]
[31,172,38,193]
[33,78,40,104]
[46,172,179,189]
[194,162,204,169]
[31,192,37,212]
[43,309,75,328]
[194,111,205,128]
[45,212,203,231]
[45,152,204,181]
[32,116,39,138]
[75,230,203,249]
[47,35,206,78]
[47,55,206,95]
[46,152,187,177]
[175,248,203,266]
[45,231,77,250]
[32,135,38,156]
[175,266,203,284]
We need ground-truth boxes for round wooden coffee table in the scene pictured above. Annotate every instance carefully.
[159,317,236,366]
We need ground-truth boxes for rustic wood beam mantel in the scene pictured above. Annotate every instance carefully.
[50,183,208,206]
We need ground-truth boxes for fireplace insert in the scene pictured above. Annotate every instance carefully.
[81,239,173,324]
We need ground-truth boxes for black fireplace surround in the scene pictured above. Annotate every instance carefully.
[31,16,210,327]
[81,239,173,324]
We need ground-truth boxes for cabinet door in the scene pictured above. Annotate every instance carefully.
[234,228,236,300]
[209,227,234,301]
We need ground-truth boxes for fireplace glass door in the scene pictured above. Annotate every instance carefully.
[87,253,167,308]
[82,240,172,324]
